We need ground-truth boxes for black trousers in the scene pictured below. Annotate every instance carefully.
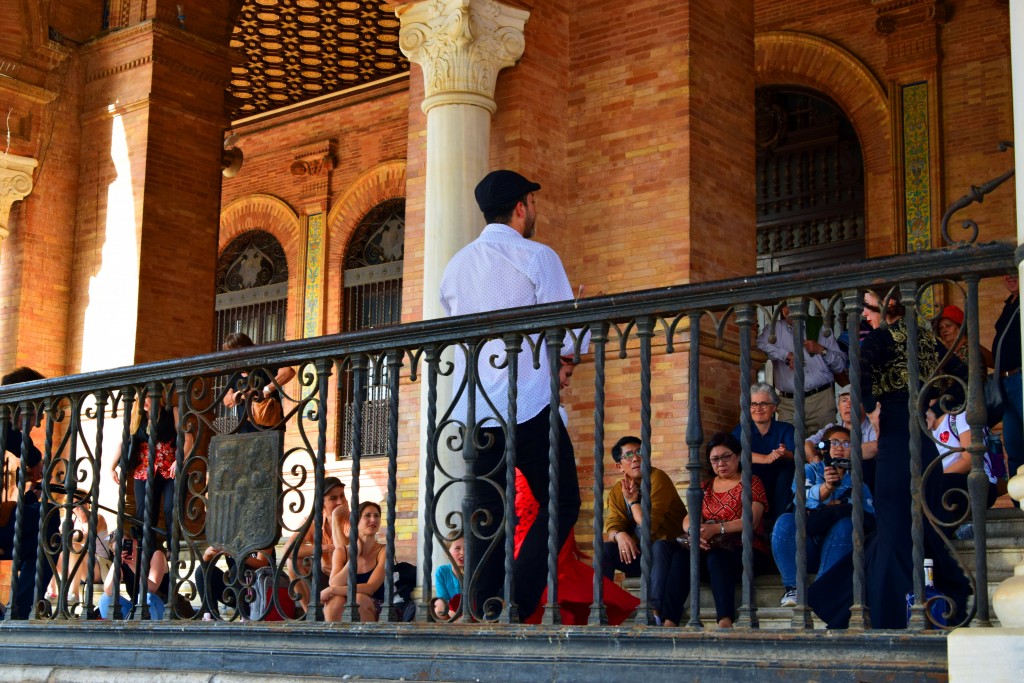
[469,406,580,620]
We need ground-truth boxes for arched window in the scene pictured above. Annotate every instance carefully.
[340,199,405,459]
[755,88,865,273]
[214,230,289,432]
[215,230,289,348]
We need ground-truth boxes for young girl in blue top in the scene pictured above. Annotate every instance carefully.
[432,531,464,621]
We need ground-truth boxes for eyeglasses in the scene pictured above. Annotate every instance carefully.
[709,454,735,465]
[750,401,775,409]
[828,440,852,449]
[619,450,642,462]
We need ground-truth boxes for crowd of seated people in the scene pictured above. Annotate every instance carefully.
[2,284,1017,628]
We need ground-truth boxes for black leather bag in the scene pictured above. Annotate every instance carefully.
[984,373,1004,428]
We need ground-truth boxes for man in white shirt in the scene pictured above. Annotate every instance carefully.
[757,306,847,435]
[439,170,582,621]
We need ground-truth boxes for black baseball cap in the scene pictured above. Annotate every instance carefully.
[474,170,541,215]
[323,476,345,495]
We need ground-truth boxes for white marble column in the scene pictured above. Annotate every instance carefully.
[0,153,38,243]
[950,4,1024,678]
[399,0,529,322]
[398,0,529,574]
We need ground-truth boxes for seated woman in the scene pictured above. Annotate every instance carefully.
[662,432,773,628]
[771,425,875,607]
[98,536,168,620]
[49,503,111,604]
[926,401,1000,530]
[933,305,994,368]
[322,501,386,622]
[432,531,464,621]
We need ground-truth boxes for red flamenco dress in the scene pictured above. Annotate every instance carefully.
[514,471,639,625]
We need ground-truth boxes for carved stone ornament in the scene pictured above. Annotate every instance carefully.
[206,431,283,558]
[290,156,335,177]
[0,153,38,241]
[398,0,529,114]
[871,0,948,35]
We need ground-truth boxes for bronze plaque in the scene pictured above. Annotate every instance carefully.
[207,431,283,557]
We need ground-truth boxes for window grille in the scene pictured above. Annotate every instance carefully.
[340,199,404,459]
[214,230,289,432]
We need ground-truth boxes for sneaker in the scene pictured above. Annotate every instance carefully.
[780,587,798,607]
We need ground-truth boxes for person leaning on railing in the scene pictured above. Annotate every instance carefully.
[808,292,970,629]
[664,432,774,629]
[772,425,875,608]
[220,332,296,433]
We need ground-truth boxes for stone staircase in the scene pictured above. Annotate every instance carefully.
[624,506,1024,629]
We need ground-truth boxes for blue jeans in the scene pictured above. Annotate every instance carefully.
[771,511,853,587]
[1002,373,1023,489]
[98,592,165,620]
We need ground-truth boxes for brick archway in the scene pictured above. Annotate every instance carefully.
[219,193,302,341]
[325,160,407,334]
[755,31,895,256]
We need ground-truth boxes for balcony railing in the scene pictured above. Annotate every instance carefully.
[0,240,1016,631]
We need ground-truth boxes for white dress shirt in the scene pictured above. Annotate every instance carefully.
[757,318,847,393]
[440,223,581,425]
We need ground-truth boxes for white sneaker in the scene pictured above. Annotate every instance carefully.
[780,588,798,607]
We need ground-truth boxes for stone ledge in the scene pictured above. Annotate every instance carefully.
[0,623,949,683]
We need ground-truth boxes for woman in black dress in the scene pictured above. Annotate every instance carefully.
[808,292,969,629]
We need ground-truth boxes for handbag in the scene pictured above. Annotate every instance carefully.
[251,394,283,428]
[805,504,852,537]
[677,527,743,551]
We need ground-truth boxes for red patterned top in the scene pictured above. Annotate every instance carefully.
[132,441,176,481]
[701,476,769,554]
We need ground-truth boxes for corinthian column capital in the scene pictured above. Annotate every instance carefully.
[0,154,38,241]
[398,0,529,114]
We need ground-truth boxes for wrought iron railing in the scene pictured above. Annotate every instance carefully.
[0,239,1016,630]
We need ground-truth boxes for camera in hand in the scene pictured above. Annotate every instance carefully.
[822,450,851,471]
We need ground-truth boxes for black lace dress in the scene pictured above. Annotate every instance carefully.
[808,318,970,628]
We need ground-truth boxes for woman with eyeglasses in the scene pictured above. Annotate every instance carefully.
[808,292,969,629]
[662,432,772,629]
[771,425,875,608]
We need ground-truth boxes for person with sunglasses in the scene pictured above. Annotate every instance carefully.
[600,435,686,624]
[772,425,875,608]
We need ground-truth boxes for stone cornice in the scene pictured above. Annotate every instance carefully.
[0,153,38,241]
[871,0,948,36]
[83,20,239,86]
[0,72,58,105]
[398,0,529,114]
